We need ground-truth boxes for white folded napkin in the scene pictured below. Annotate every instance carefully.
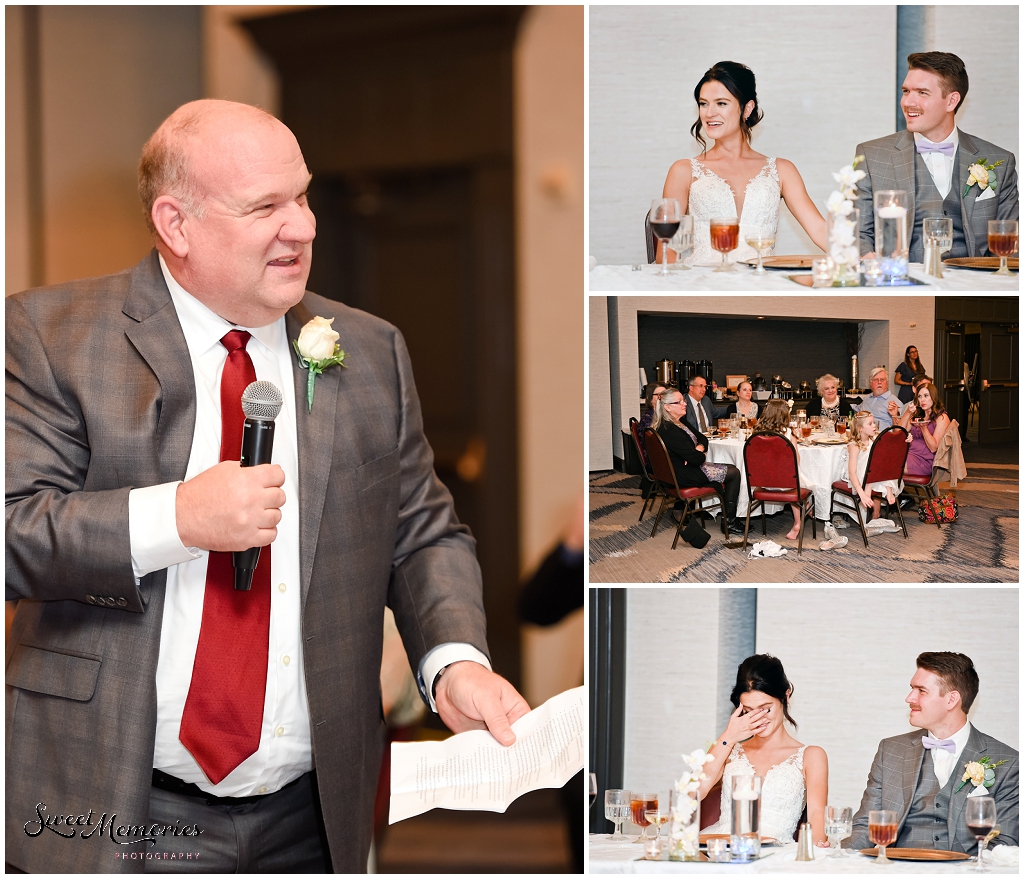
[748,540,787,559]
[866,518,900,533]
[982,846,1018,867]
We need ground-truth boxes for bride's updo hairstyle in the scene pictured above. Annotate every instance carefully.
[730,653,797,728]
[690,61,764,152]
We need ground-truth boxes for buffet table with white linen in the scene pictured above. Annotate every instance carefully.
[705,435,849,521]
[588,836,1018,874]
[589,262,1020,291]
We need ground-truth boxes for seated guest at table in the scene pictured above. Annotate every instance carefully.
[845,411,902,520]
[638,382,667,439]
[661,61,828,266]
[860,367,906,430]
[684,374,729,436]
[725,379,758,421]
[913,374,933,392]
[804,373,855,421]
[753,400,807,542]
[895,345,927,404]
[700,655,829,847]
[849,652,1019,853]
[897,382,951,476]
[653,389,743,534]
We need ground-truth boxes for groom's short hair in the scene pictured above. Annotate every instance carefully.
[916,652,979,712]
[907,52,969,114]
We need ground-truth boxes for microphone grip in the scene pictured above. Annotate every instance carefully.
[234,419,276,591]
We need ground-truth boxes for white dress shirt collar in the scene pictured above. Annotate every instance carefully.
[913,127,959,199]
[927,719,972,788]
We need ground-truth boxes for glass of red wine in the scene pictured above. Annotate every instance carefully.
[987,220,1017,276]
[710,216,740,272]
[965,796,996,872]
[868,809,898,864]
[650,199,681,275]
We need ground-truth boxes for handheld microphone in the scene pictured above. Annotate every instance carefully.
[233,380,284,591]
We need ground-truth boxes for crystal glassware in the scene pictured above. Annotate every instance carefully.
[988,219,1018,276]
[650,199,682,276]
[966,796,996,872]
[631,792,657,843]
[668,215,693,270]
[710,216,739,272]
[868,809,898,864]
[873,190,909,284]
[644,793,670,841]
[825,805,853,858]
[730,775,762,861]
[745,225,775,274]
[604,789,631,841]
[589,773,598,809]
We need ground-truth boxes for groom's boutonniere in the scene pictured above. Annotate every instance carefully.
[292,316,347,411]
[954,756,1008,794]
[962,158,1004,199]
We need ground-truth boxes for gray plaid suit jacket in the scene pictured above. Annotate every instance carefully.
[848,727,1019,852]
[854,129,1019,257]
[5,251,490,873]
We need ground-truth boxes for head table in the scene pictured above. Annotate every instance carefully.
[588,835,1017,874]
[704,434,850,522]
[589,262,1020,292]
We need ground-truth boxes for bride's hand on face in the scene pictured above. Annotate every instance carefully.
[723,703,770,743]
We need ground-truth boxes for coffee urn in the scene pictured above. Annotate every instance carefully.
[655,359,675,386]
[677,359,695,388]
[696,359,713,382]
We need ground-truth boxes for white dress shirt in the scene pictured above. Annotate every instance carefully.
[127,256,488,796]
[914,127,959,199]
[688,394,709,432]
[928,719,972,788]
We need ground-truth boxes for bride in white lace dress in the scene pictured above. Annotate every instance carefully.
[660,62,828,266]
[699,655,829,847]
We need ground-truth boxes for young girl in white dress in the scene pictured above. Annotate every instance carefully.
[846,410,902,521]
[661,61,828,266]
[700,655,829,847]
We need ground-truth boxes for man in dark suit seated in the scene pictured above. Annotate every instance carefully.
[684,375,729,437]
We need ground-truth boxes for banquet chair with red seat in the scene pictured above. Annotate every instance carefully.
[741,432,816,554]
[643,427,724,548]
[629,416,663,522]
[829,425,910,546]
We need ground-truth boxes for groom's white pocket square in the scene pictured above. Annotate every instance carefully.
[976,187,996,202]
[967,784,989,797]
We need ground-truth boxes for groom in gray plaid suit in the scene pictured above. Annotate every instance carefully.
[848,652,1018,853]
[854,52,1018,260]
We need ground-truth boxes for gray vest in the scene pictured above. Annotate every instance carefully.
[898,751,957,849]
[911,149,968,262]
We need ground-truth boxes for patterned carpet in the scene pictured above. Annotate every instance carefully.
[589,464,1018,583]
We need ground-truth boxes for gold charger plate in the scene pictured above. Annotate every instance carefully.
[859,848,970,861]
[943,257,1018,271]
[742,255,817,270]
[811,434,849,444]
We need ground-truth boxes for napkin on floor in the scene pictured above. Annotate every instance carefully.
[748,540,787,559]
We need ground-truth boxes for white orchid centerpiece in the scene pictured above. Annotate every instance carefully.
[826,157,866,278]
[670,748,716,860]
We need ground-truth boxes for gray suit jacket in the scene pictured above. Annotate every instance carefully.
[854,129,1019,257]
[683,394,728,436]
[5,251,490,873]
[849,727,1019,852]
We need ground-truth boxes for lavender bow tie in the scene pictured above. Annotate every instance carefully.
[922,735,956,753]
[916,141,956,158]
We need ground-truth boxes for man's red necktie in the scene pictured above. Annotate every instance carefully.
[179,330,272,784]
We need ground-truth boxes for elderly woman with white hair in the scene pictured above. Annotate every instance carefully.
[803,373,854,422]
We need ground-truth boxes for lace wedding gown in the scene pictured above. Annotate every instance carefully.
[703,742,807,843]
[686,158,780,266]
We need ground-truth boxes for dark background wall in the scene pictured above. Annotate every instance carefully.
[637,313,856,392]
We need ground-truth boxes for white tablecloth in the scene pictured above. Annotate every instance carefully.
[588,836,1016,874]
[589,262,1020,291]
[706,436,848,521]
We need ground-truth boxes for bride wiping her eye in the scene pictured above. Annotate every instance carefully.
[660,61,828,266]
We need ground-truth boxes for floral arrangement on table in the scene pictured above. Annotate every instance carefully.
[825,157,866,285]
[954,756,1008,794]
[669,748,716,861]
[962,159,1004,199]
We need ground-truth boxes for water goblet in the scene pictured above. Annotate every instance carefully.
[966,796,996,872]
[589,773,598,809]
[988,220,1018,276]
[604,789,631,842]
[650,199,682,276]
[745,225,775,274]
[631,792,657,843]
[669,215,693,270]
[825,805,852,858]
[710,216,740,272]
[868,809,898,864]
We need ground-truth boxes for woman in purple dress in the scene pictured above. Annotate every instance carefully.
[897,382,950,476]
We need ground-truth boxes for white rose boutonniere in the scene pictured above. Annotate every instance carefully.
[293,316,347,411]
[962,158,1004,199]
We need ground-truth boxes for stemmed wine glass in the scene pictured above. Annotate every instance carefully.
[589,773,598,810]
[644,793,670,841]
[868,809,898,864]
[710,216,740,272]
[650,199,682,276]
[745,224,775,274]
[668,215,693,270]
[966,796,997,872]
[604,789,631,842]
[988,220,1018,276]
[631,792,657,843]
[825,806,852,858]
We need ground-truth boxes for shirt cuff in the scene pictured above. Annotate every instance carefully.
[417,643,492,713]
[128,482,202,580]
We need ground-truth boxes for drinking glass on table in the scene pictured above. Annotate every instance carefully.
[824,805,852,858]
[868,809,898,864]
[650,199,682,276]
[873,190,909,284]
[923,217,953,277]
[836,417,847,435]
[644,793,670,841]
[710,216,740,272]
[966,796,997,872]
[718,419,730,439]
[604,789,631,841]
[988,219,1018,276]
[631,792,658,842]
[589,773,598,809]
[745,225,775,274]
[668,215,693,270]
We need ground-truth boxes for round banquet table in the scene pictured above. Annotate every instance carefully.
[705,434,850,521]
[588,835,1018,874]
[589,262,1020,291]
